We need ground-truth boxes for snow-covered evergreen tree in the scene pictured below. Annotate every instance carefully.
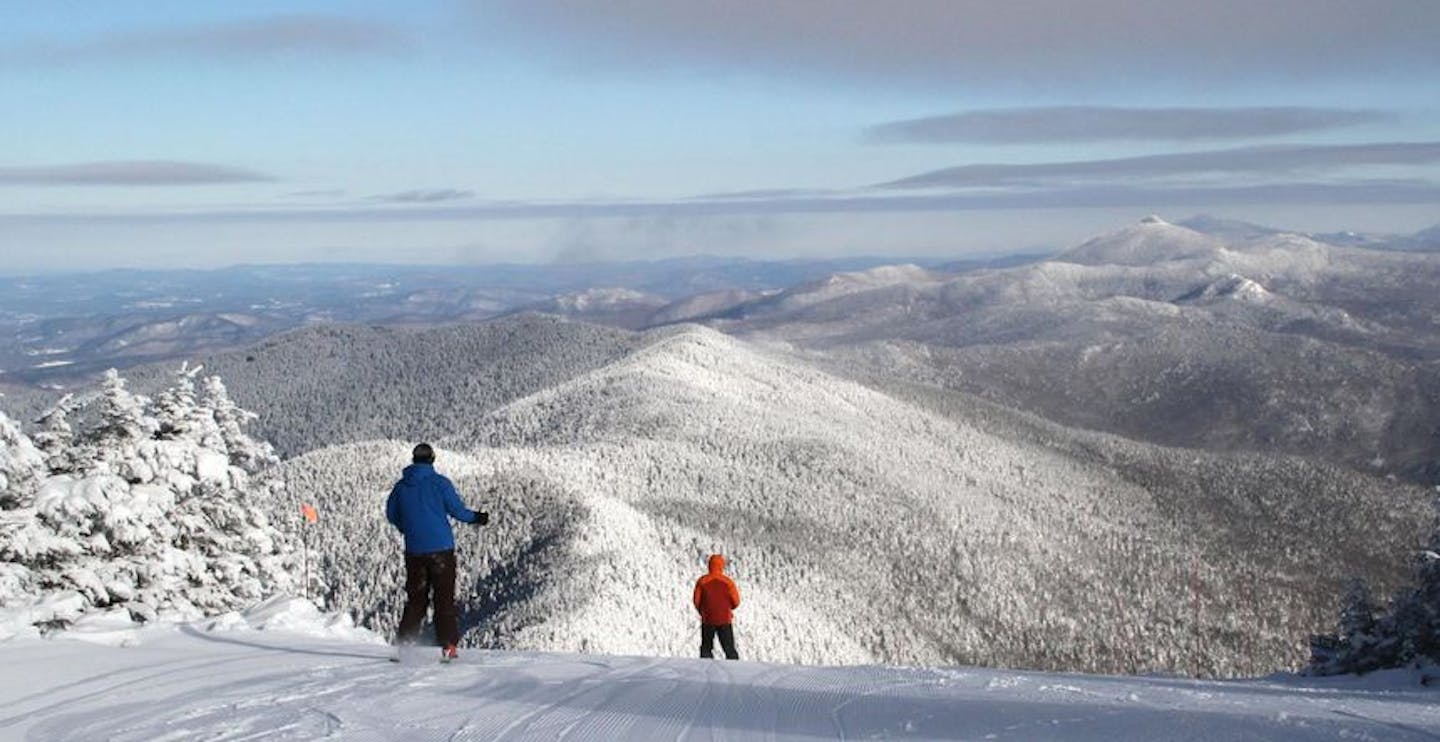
[30,393,77,475]
[201,374,278,473]
[0,366,298,631]
[0,410,46,608]
[1398,507,1440,663]
[152,364,211,444]
[1310,497,1440,676]
[0,410,43,507]
[65,369,155,478]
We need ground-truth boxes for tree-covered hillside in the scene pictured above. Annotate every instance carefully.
[275,326,1432,676]
[122,314,644,457]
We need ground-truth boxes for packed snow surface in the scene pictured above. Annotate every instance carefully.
[0,602,1436,741]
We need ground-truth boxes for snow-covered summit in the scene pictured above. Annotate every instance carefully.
[1056,216,1224,267]
[835,263,934,285]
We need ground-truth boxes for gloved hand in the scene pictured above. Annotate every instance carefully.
[474,512,490,526]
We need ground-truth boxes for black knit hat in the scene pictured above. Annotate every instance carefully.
[412,443,435,464]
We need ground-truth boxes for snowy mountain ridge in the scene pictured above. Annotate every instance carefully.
[700,217,1440,484]
[271,324,1429,677]
[1182,274,1272,304]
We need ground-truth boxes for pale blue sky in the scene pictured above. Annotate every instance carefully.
[2,0,1438,272]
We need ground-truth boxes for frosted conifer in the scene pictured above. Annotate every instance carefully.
[0,409,44,507]
[31,393,77,474]
[0,368,297,631]
[202,375,276,473]
[152,363,212,445]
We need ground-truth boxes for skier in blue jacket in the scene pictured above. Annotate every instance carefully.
[385,443,488,661]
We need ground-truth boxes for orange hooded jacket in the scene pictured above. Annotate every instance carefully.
[693,554,741,626]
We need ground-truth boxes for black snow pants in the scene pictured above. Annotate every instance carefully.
[700,623,739,660]
[397,549,459,647]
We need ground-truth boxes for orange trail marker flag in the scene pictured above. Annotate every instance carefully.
[298,503,318,600]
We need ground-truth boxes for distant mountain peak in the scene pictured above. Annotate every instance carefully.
[1175,273,1273,305]
[1203,273,1270,302]
[836,263,933,284]
[1411,222,1440,245]
[769,263,935,311]
[1056,218,1222,267]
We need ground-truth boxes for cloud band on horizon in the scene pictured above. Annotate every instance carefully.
[7,180,1437,225]
[866,107,1391,144]
[370,188,475,204]
[881,142,1440,189]
[0,15,409,66]
[0,161,275,186]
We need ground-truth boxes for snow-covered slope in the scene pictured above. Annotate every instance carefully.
[277,326,1428,677]
[2,616,1435,741]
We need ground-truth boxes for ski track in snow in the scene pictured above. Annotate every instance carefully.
[1,629,1437,741]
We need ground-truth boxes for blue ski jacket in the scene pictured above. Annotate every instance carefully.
[385,463,480,555]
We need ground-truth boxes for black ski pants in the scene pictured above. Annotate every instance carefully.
[397,549,459,647]
[700,623,739,660]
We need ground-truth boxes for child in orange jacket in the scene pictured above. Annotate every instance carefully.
[693,554,741,660]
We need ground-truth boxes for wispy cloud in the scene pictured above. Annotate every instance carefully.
[475,1,1440,88]
[0,160,274,186]
[1,15,409,65]
[371,188,475,204]
[880,142,1440,189]
[284,189,347,199]
[8,180,1438,225]
[866,107,1390,145]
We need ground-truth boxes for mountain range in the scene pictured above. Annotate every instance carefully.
[689,216,1440,485]
[0,257,926,386]
[3,214,1437,675]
